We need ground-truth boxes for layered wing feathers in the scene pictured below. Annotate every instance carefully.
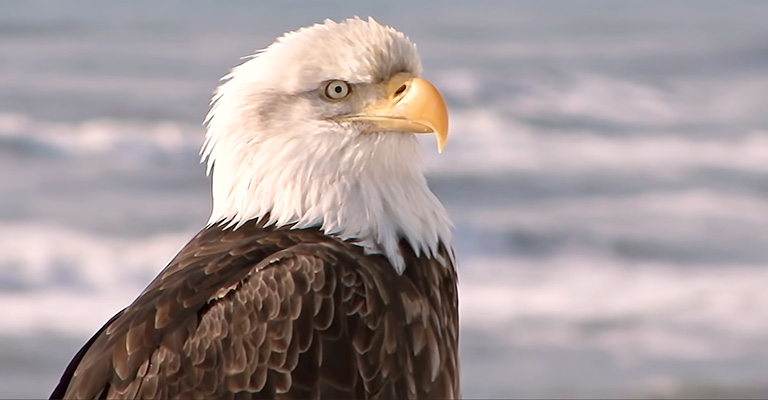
[51,221,458,399]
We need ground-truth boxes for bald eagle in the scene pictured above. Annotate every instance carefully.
[51,17,459,399]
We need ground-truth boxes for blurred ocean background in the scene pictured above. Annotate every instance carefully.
[2,1,768,398]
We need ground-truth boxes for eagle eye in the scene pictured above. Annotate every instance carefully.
[323,80,351,101]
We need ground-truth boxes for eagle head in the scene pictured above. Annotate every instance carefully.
[201,17,452,273]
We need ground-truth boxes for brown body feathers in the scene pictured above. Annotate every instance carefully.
[50,219,459,399]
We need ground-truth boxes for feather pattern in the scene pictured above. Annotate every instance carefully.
[50,219,459,399]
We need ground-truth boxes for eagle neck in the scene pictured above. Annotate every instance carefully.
[204,126,453,274]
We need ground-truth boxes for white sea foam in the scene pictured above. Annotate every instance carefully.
[0,113,200,158]
[459,255,768,361]
[499,73,768,128]
[429,71,768,175]
[0,223,189,335]
[433,111,768,175]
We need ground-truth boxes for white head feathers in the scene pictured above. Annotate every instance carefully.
[201,17,452,273]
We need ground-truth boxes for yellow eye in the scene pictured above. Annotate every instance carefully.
[323,80,350,100]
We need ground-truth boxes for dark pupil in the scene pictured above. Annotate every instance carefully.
[334,85,343,93]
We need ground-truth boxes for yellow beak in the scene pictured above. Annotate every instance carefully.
[340,74,449,152]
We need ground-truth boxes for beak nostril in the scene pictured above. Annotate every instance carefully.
[394,84,407,97]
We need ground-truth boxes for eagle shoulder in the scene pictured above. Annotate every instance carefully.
[51,221,458,399]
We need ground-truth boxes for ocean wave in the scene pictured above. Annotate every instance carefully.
[459,255,768,362]
[0,113,201,160]
[449,187,768,269]
[436,110,768,175]
[0,223,188,335]
[3,110,768,178]
[2,222,767,364]
[496,73,768,129]
[455,188,768,245]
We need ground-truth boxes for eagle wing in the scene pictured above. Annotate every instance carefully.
[51,223,457,399]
